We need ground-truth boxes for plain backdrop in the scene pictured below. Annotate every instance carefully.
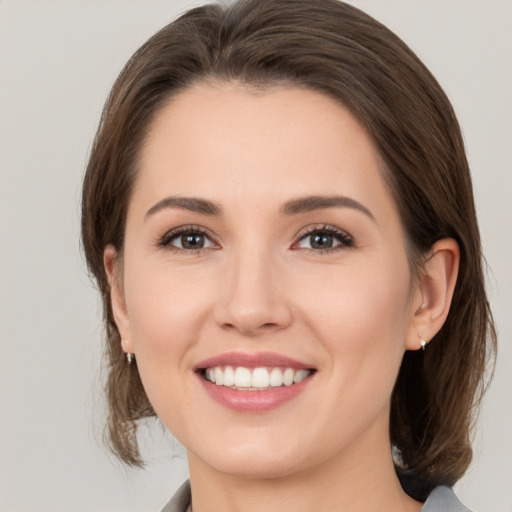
[0,1,510,511]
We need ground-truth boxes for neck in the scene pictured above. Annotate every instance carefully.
[186,415,422,512]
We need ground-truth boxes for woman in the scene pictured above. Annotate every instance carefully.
[81,0,496,510]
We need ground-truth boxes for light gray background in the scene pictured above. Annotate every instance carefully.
[1,1,510,511]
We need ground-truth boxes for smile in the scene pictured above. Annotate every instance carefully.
[195,352,316,412]
[203,366,312,390]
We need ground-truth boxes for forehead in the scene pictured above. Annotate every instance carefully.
[133,82,395,219]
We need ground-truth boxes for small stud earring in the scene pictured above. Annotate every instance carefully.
[121,340,134,364]
[418,334,428,351]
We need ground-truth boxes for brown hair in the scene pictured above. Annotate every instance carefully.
[81,0,496,500]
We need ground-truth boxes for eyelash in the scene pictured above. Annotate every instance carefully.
[156,224,354,254]
[157,225,219,254]
[293,224,354,254]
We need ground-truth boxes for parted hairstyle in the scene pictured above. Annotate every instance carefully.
[81,0,496,501]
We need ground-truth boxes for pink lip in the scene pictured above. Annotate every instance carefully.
[197,375,314,413]
[194,351,316,413]
[194,351,313,370]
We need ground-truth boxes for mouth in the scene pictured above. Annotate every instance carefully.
[199,365,313,391]
[194,352,316,412]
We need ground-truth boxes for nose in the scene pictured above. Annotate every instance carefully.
[214,247,293,337]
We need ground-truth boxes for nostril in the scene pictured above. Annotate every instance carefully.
[225,321,282,337]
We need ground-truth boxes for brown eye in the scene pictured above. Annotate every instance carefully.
[309,233,335,249]
[159,227,218,251]
[295,226,353,252]
[180,233,207,249]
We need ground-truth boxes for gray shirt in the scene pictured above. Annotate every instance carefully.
[161,481,472,512]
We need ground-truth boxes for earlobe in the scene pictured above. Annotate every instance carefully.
[103,245,134,353]
[406,238,460,351]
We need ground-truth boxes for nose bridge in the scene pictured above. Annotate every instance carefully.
[216,240,291,335]
[232,244,273,304]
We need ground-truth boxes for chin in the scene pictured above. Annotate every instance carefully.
[185,425,336,480]
[203,450,307,480]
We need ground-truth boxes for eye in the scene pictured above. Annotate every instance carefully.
[173,232,212,250]
[158,226,219,252]
[293,225,353,252]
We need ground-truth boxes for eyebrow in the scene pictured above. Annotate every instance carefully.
[145,194,374,221]
[145,196,222,219]
[281,195,375,220]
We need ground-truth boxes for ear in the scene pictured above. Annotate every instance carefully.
[104,245,134,355]
[406,238,460,350]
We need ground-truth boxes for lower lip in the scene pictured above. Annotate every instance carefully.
[197,373,314,413]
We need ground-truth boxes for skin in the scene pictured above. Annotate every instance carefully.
[105,83,459,512]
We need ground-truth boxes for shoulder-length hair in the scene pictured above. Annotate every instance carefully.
[81,0,496,500]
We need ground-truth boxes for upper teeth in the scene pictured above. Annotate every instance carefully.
[205,366,311,389]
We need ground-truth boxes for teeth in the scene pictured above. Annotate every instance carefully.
[283,368,295,386]
[252,368,270,388]
[203,366,312,389]
[234,367,252,387]
[294,369,310,383]
[269,367,283,387]
[223,366,235,386]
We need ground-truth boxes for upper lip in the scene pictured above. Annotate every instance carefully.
[194,351,314,371]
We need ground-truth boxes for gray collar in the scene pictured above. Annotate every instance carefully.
[161,481,472,512]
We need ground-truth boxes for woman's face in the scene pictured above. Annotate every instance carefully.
[110,83,423,478]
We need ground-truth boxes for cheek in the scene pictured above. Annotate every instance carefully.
[121,260,220,432]
[122,257,217,366]
[297,257,412,382]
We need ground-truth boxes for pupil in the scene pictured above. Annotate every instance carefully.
[182,234,204,249]
[311,233,333,249]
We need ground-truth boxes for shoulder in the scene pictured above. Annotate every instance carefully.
[422,486,473,512]
[160,480,191,512]
[161,481,472,512]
